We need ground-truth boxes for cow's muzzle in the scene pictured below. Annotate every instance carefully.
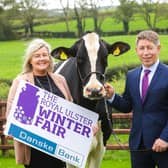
[83,81,106,100]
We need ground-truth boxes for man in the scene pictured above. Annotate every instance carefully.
[105,30,168,168]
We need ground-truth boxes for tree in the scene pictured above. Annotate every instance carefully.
[73,0,88,37]
[138,0,168,29]
[88,0,101,33]
[18,0,45,37]
[113,0,137,33]
[59,0,70,32]
[0,0,17,40]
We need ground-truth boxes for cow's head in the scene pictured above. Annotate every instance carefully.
[51,32,130,100]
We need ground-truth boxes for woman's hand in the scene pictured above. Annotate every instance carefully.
[3,124,13,139]
[92,123,99,136]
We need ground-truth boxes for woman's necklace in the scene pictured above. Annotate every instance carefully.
[34,74,53,93]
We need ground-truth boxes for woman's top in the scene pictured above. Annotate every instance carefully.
[34,75,65,98]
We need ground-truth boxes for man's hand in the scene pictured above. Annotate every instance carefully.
[152,138,168,152]
[104,83,115,99]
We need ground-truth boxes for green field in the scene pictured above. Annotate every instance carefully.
[23,15,168,33]
[1,34,168,99]
[0,149,131,168]
[1,34,168,80]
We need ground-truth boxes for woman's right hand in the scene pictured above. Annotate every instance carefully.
[3,124,13,139]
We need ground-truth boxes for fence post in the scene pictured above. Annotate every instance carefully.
[0,101,7,155]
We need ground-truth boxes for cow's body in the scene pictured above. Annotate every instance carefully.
[51,32,130,168]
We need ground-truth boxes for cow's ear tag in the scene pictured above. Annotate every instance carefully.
[60,51,68,60]
[113,47,120,56]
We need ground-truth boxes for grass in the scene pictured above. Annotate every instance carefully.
[0,157,23,168]
[1,34,168,80]
[33,17,124,33]
[1,34,168,100]
[0,152,130,168]
[0,150,23,168]
[25,15,168,33]
[102,150,130,168]
[0,149,130,168]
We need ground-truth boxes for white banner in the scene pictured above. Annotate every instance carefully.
[5,80,98,168]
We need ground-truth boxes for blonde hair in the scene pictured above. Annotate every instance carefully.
[22,38,54,73]
[136,30,160,46]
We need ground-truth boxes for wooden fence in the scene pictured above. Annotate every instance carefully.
[0,101,14,155]
[0,101,132,155]
[106,112,132,150]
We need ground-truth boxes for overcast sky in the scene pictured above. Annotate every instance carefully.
[44,0,168,9]
[45,0,119,9]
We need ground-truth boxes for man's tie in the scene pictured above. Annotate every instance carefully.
[141,69,151,102]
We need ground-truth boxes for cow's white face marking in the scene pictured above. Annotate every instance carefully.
[83,32,106,99]
[83,32,99,77]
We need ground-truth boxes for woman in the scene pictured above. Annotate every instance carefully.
[6,38,73,168]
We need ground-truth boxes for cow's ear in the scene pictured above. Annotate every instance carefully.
[51,39,81,60]
[109,42,130,56]
[51,47,70,60]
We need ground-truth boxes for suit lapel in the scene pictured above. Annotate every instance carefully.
[143,63,162,103]
[134,67,142,103]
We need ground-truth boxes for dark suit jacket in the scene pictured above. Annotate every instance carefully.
[111,62,168,150]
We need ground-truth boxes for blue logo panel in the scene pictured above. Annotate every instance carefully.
[8,124,57,154]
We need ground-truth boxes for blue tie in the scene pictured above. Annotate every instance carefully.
[142,69,151,102]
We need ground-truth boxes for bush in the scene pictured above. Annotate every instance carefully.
[106,63,140,82]
[0,17,16,41]
[0,79,11,100]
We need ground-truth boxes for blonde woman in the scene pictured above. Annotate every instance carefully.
[6,39,73,168]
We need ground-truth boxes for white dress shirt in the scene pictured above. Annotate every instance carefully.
[140,59,159,97]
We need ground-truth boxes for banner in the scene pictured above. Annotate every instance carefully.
[5,80,98,168]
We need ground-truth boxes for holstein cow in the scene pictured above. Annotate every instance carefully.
[51,32,130,168]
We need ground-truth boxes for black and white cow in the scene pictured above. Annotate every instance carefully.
[51,32,130,168]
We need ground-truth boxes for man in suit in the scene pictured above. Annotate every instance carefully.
[105,30,168,168]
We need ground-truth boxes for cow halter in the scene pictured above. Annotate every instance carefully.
[76,63,106,87]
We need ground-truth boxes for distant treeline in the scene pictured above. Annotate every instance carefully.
[16,28,168,39]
